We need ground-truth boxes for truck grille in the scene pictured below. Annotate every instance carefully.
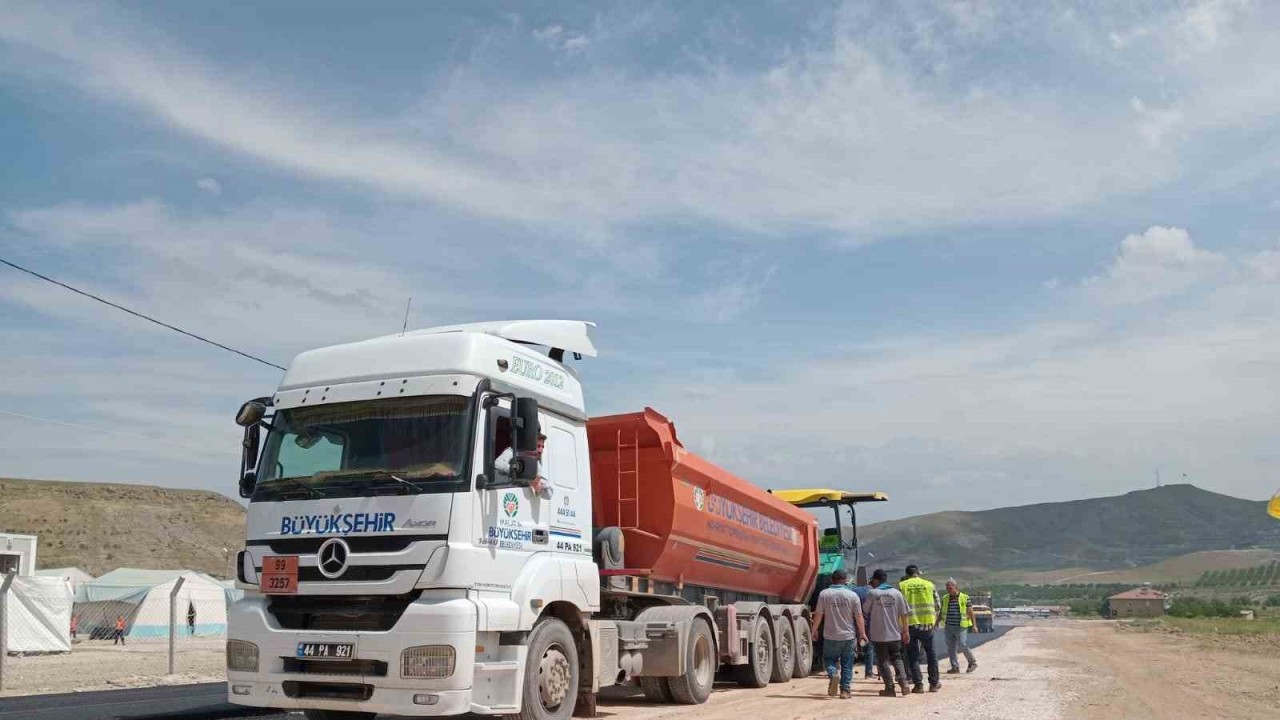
[282,681,373,702]
[248,534,445,555]
[269,594,418,631]
[282,658,387,676]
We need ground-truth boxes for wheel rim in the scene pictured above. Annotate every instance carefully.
[755,625,771,674]
[693,632,713,688]
[778,629,793,674]
[538,643,572,710]
[796,626,810,672]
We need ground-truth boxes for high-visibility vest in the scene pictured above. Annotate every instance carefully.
[116,617,126,631]
[899,576,938,626]
[939,592,972,629]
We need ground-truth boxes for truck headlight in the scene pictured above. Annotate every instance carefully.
[227,640,259,672]
[401,645,455,679]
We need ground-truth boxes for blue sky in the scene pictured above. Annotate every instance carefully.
[2,1,1279,523]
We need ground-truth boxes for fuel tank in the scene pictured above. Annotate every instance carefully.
[588,408,818,603]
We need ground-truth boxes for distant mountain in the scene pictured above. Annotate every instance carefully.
[860,484,1280,576]
[0,477,245,578]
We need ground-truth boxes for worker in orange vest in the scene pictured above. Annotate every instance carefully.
[113,615,127,645]
[70,614,78,640]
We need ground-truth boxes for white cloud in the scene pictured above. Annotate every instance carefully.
[1083,226,1226,304]
[693,258,777,323]
[1131,98,1183,149]
[533,24,590,55]
[9,1,1280,241]
[196,177,222,195]
[635,227,1280,515]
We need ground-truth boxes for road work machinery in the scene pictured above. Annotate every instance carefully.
[226,321,827,720]
[772,490,889,672]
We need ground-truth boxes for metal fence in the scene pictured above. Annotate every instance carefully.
[1,572,231,696]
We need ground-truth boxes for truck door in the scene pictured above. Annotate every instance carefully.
[472,399,551,588]
[545,424,588,557]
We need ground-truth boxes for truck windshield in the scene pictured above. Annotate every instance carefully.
[252,395,472,502]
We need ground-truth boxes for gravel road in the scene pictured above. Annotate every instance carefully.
[9,620,1278,720]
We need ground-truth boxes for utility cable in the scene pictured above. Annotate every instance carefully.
[0,408,232,462]
[0,256,286,370]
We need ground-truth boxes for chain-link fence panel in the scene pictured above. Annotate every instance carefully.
[2,573,232,696]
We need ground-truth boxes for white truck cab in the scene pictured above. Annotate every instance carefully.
[228,320,814,720]
[227,321,603,720]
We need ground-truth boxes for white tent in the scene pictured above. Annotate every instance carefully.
[3,575,73,653]
[75,569,229,639]
[35,567,95,594]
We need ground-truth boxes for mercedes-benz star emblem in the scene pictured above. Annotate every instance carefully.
[316,538,350,579]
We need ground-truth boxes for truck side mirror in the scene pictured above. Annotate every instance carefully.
[239,424,260,498]
[513,398,540,453]
[236,399,268,427]
[508,397,540,482]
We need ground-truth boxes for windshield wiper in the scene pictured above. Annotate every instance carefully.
[275,477,325,499]
[379,473,425,495]
[322,470,426,495]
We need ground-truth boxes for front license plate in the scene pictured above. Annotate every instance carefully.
[260,555,298,595]
[297,642,355,660]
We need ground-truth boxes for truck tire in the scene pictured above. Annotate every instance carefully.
[303,712,375,720]
[639,677,673,703]
[791,618,812,679]
[769,617,795,684]
[734,615,773,688]
[666,618,715,704]
[506,617,578,720]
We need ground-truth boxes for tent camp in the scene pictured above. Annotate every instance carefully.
[3,575,73,653]
[35,567,95,594]
[74,569,230,639]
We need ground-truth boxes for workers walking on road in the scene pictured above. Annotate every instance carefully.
[866,569,911,698]
[852,568,877,679]
[939,579,978,674]
[113,615,126,645]
[811,568,867,699]
[899,564,941,693]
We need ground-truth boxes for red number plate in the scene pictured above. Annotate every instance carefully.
[260,555,299,594]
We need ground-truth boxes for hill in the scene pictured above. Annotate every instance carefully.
[861,484,1280,578]
[0,477,246,578]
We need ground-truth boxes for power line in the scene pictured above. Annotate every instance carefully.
[0,408,232,463]
[0,256,286,371]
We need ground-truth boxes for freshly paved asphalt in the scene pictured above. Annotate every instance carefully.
[0,625,1017,720]
[0,683,278,720]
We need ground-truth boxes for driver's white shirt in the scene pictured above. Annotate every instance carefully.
[493,448,553,500]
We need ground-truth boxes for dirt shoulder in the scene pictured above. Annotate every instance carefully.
[1062,619,1280,720]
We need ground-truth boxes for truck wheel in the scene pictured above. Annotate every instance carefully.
[666,618,715,704]
[769,618,794,684]
[791,618,812,679]
[734,616,773,689]
[639,677,673,702]
[303,711,375,720]
[507,617,578,720]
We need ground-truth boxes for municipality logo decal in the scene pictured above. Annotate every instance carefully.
[503,492,520,518]
[693,486,706,511]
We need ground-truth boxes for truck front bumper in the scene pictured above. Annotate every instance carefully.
[226,592,490,717]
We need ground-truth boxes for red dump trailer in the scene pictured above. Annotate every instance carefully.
[585,408,822,698]
[589,408,819,602]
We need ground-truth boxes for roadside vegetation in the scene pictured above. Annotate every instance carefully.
[1126,607,1280,638]
[1195,561,1280,588]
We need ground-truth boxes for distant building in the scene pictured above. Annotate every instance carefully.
[0,533,38,576]
[1108,588,1168,618]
